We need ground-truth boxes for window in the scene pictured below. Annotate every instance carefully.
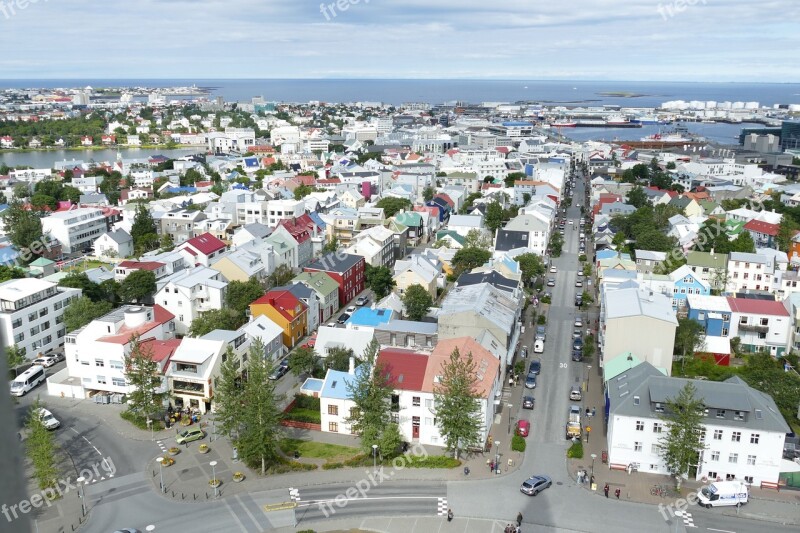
[112,377,126,387]
[698,312,705,320]
[721,328,729,336]
[653,423,663,433]
[728,453,738,464]
[699,429,706,442]
[634,442,642,452]
[744,476,753,484]
[747,455,756,466]
[750,433,760,444]
[635,420,644,431]
[95,359,105,367]
[425,399,433,409]
[651,443,660,454]
[328,422,338,432]
[654,403,664,413]
[731,431,741,442]
[97,375,107,385]
[722,314,730,321]
[716,409,726,419]
[713,429,723,440]
[711,451,720,461]
[760,318,769,326]
[328,405,339,416]
[412,396,420,407]
[707,471,717,480]
[734,411,744,421]
[739,316,748,324]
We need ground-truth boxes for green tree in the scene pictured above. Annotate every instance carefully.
[119,270,156,303]
[0,265,26,283]
[433,347,483,459]
[346,339,394,454]
[549,231,564,257]
[460,192,482,214]
[522,193,531,205]
[504,172,526,188]
[226,278,265,318]
[580,290,594,305]
[181,168,203,186]
[25,400,59,490]
[130,203,158,254]
[484,201,504,233]
[190,308,244,337]
[515,253,545,285]
[657,383,705,489]
[634,229,676,253]
[463,228,491,249]
[59,272,104,301]
[422,186,435,202]
[323,236,338,254]
[2,200,44,262]
[364,264,396,299]
[63,296,113,332]
[6,344,27,375]
[13,183,30,199]
[288,346,319,376]
[738,353,800,425]
[402,283,433,321]
[375,197,412,218]
[237,339,283,474]
[30,194,57,211]
[729,231,755,253]
[293,184,317,200]
[674,318,705,372]
[124,335,168,424]
[326,346,356,372]
[159,233,175,252]
[776,216,798,253]
[626,186,649,209]
[264,264,295,289]
[213,347,243,438]
[451,247,491,277]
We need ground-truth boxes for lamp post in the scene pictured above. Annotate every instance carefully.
[147,418,153,441]
[507,403,513,434]
[76,476,86,517]
[156,457,165,493]
[210,460,218,499]
[494,441,501,475]
[586,365,592,392]
[590,453,597,487]
[372,444,378,474]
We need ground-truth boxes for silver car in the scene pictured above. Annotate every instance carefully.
[520,475,552,496]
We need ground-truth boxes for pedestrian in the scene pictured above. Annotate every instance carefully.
[447,508,454,522]
[615,488,621,499]
[490,460,495,472]
[517,511,523,527]
[604,483,610,498]
[592,407,596,417]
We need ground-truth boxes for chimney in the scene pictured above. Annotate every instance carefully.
[709,248,714,256]
[348,356,356,375]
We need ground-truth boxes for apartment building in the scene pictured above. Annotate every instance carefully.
[155,266,228,335]
[42,207,107,253]
[0,278,81,356]
[267,199,305,228]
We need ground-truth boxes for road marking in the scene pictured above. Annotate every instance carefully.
[707,529,735,533]
[437,497,448,516]
[675,509,696,528]
[297,495,445,506]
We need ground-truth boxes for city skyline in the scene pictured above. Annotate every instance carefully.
[0,0,798,82]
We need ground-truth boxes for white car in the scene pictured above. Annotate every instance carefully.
[568,220,574,225]
[33,356,57,368]
[533,340,544,353]
[575,280,583,287]
[574,317,583,327]
[36,408,60,430]
[346,306,357,313]
[577,270,583,277]
[549,266,557,273]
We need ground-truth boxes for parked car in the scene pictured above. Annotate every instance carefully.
[574,317,583,327]
[520,475,552,496]
[175,427,205,444]
[549,265,557,273]
[356,296,369,306]
[570,386,582,401]
[535,325,546,341]
[533,340,544,353]
[573,337,584,350]
[522,396,535,409]
[515,419,530,437]
[269,359,290,380]
[35,408,60,430]
[346,306,357,313]
[337,313,351,324]
[49,352,65,363]
[524,374,537,389]
[572,329,582,339]
[575,296,583,307]
[575,280,583,288]
[520,345,528,358]
[547,278,556,287]
[33,356,57,368]
[572,347,583,362]
[529,359,541,375]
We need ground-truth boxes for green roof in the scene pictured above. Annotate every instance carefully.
[399,212,422,225]
[29,257,54,267]
[604,353,668,383]
[436,230,465,246]
[292,271,338,296]
[686,250,727,269]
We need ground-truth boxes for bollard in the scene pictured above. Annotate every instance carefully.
[194,493,197,500]
[181,492,185,500]
[171,490,175,498]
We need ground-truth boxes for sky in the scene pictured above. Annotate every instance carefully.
[1,0,798,81]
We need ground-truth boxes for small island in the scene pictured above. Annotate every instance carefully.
[597,91,648,98]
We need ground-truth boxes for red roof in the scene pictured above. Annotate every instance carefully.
[294,174,316,186]
[118,260,165,271]
[139,338,182,371]
[434,193,454,208]
[277,213,318,244]
[726,297,788,316]
[252,289,307,322]
[377,349,429,391]
[414,205,438,218]
[100,305,175,344]
[183,233,226,255]
[743,219,778,236]
[647,186,678,198]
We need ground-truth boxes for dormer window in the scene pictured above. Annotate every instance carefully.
[654,402,664,413]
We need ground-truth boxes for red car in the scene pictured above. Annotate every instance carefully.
[516,420,530,437]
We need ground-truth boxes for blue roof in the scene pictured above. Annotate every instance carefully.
[0,246,19,264]
[243,157,259,168]
[596,249,619,260]
[346,307,393,327]
[164,186,197,194]
[320,367,366,400]
[232,183,250,190]
[502,121,533,127]
[300,378,324,393]
[308,211,327,229]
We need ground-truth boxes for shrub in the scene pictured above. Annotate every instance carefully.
[567,441,584,459]
[322,462,344,470]
[284,409,321,424]
[537,315,546,325]
[578,254,587,262]
[541,296,552,304]
[403,455,461,468]
[293,395,321,410]
[511,435,526,452]
[120,409,154,430]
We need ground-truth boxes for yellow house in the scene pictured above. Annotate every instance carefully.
[393,255,442,298]
[250,289,308,349]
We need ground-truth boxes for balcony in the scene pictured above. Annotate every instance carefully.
[739,323,768,333]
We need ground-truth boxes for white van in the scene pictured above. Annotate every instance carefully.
[533,340,544,353]
[10,365,46,397]
[697,481,749,508]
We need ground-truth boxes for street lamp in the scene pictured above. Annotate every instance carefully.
[372,444,378,473]
[494,441,501,475]
[210,460,218,499]
[590,453,597,487]
[76,476,86,516]
[156,457,165,493]
[586,365,592,392]
[507,403,513,434]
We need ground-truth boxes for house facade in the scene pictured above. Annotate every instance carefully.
[250,289,308,349]
[304,253,365,307]
[292,271,340,324]
[154,266,228,335]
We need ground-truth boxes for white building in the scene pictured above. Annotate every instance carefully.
[726,251,784,294]
[42,208,107,253]
[241,314,285,363]
[155,266,228,335]
[267,199,305,228]
[607,362,789,486]
[94,229,133,258]
[344,224,395,269]
[207,127,255,153]
[0,278,81,357]
[165,337,226,414]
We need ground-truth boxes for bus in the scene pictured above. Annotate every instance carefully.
[10,365,46,397]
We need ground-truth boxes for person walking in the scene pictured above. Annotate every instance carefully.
[604,483,610,498]
[615,488,621,499]
[447,508,454,522]
[517,511,523,527]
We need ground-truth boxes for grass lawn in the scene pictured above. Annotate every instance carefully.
[279,438,359,463]
[64,259,112,272]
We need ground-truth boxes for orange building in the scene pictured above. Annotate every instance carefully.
[250,288,308,349]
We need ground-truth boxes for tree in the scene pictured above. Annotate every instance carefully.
[226,278,265,318]
[159,233,175,252]
[0,265,26,283]
[674,318,706,372]
[515,253,545,285]
[293,184,317,200]
[460,192,482,214]
[364,264,396,299]
[729,231,755,253]
[181,168,203,187]
[504,172,526,188]
[6,344,27,375]
[484,201,504,233]
[189,308,244,337]
[323,236,338,254]
[776,216,798,253]
[30,194,57,211]
[130,203,158,254]
[237,339,283,475]
[657,383,705,489]
[63,296,113,332]
[522,193,531,205]
[549,232,564,257]
[288,346,319,376]
[119,270,156,303]
[264,264,295,289]
[375,197,412,218]
[346,339,395,454]
[464,228,491,249]
[124,335,168,424]
[213,347,243,439]
[451,247,491,277]
[25,400,59,490]
[403,284,433,321]
[626,186,649,209]
[326,346,356,372]
[422,186,435,202]
[2,200,44,262]
[580,290,594,305]
[634,229,676,253]
[433,347,483,459]
[13,183,29,199]
[59,272,104,301]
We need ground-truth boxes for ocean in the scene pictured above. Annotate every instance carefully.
[1,79,800,107]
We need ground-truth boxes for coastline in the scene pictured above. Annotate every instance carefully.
[0,144,208,154]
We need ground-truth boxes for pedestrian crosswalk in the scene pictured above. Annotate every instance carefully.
[437,497,448,516]
[675,510,696,528]
[289,488,301,503]
[156,439,169,454]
